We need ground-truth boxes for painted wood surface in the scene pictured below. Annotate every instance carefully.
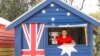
[6,0,100,56]
[0,24,14,56]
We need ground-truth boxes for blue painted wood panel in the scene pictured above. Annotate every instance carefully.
[16,23,92,56]
[88,23,93,56]
[14,2,95,56]
[43,23,92,56]
[26,3,87,23]
[15,26,22,56]
[45,54,90,56]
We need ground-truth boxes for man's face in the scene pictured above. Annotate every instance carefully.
[61,30,67,36]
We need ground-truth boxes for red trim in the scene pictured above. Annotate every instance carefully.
[22,50,45,55]
[31,24,36,56]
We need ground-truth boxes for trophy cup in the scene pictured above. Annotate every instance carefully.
[49,32,59,44]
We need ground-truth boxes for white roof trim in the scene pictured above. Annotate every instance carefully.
[6,0,46,27]
[58,24,87,27]
[0,17,11,26]
[45,24,88,28]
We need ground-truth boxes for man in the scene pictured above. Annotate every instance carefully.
[51,30,76,45]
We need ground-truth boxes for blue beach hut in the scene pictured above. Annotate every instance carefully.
[7,0,100,56]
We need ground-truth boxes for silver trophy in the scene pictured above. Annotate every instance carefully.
[49,32,59,44]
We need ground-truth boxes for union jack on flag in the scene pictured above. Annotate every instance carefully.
[21,23,45,56]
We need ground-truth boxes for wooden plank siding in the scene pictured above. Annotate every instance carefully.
[26,3,86,24]
[25,3,91,56]
[0,24,14,56]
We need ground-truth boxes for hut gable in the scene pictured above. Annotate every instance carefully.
[7,0,100,30]
[26,3,86,23]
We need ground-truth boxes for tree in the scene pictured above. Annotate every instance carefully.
[90,11,100,35]
[90,11,100,20]
[0,0,85,21]
[29,0,86,10]
[90,11,100,56]
[0,0,28,21]
[63,0,85,10]
[0,0,43,21]
[98,0,100,10]
[25,0,43,9]
[90,11,100,42]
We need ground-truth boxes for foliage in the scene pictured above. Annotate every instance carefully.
[91,11,100,56]
[63,0,85,10]
[0,0,43,21]
[0,0,85,21]
[90,11,100,20]
[90,11,100,36]
[98,0,100,9]
[0,0,28,21]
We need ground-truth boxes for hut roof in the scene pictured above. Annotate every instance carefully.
[7,0,100,30]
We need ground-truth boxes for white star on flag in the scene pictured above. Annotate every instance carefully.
[58,45,77,56]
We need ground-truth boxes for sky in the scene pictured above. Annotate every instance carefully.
[62,0,99,14]
[81,0,99,14]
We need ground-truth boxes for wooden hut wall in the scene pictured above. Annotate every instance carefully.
[0,24,14,56]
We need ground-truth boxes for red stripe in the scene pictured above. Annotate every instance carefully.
[22,50,44,55]
[31,23,36,56]
[0,29,14,34]
[36,50,45,55]
[0,39,14,41]
[22,51,31,55]
[0,46,14,48]
[0,44,14,48]
[0,34,14,37]
[0,43,14,45]
[0,37,14,40]
[0,40,14,43]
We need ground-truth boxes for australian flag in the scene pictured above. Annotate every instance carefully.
[21,23,45,56]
